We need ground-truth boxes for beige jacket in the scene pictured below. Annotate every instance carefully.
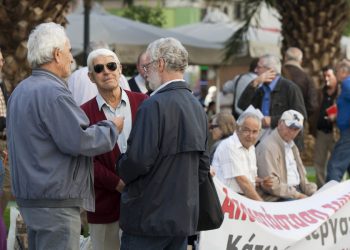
[256,129,317,201]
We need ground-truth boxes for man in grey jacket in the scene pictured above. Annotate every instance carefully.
[7,22,124,250]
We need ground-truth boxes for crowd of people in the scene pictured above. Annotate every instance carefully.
[0,20,349,250]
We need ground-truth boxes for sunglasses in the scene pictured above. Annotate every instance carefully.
[93,62,118,74]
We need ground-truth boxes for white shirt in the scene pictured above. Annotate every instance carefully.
[67,67,131,106]
[96,89,131,153]
[134,74,148,94]
[212,133,257,193]
[284,141,300,186]
[150,79,185,96]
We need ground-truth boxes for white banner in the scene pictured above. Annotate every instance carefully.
[199,178,350,249]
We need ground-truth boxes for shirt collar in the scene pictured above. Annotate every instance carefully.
[150,79,185,96]
[261,75,280,91]
[96,87,127,111]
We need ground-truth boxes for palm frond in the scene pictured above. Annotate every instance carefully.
[223,0,276,61]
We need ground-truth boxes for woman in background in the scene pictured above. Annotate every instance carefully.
[209,112,236,163]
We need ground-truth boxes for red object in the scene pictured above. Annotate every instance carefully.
[326,104,337,117]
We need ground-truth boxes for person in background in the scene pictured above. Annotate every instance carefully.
[311,66,338,187]
[6,22,124,250]
[68,41,130,105]
[117,37,209,250]
[223,58,258,119]
[256,110,317,201]
[81,48,148,250]
[282,47,318,119]
[326,59,350,182]
[212,112,272,200]
[238,54,307,150]
[209,112,236,163]
[128,51,150,94]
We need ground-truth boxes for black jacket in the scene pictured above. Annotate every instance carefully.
[238,76,307,128]
[118,81,210,236]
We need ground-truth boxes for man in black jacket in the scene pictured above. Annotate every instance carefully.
[238,54,307,149]
[118,37,210,250]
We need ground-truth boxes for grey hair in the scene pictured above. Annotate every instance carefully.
[285,47,303,62]
[146,37,188,72]
[87,48,120,73]
[27,22,68,68]
[336,59,350,74]
[236,112,262,130]
[260,54,282,74]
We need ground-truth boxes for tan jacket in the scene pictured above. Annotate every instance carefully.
[256,129,317,201]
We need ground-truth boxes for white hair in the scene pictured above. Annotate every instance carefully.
[147,37,188,72]
[27,22,68,68]
[87,48,120,72]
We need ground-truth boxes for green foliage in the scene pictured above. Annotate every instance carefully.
[120,6,166,27]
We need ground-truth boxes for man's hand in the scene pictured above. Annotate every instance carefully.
[262,116,271,128]
[116,179,125,193]
[111,116,124,133]
[252,69,276,87]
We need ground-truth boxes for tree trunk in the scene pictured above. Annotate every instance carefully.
[276,0,350,165]
[0,0,72,93]
[276,0,350,87]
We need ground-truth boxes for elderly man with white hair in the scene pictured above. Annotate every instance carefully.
[238,54,307,149]
[117,37,210,250]
[212,112,273,201]
[81,48,148,250]
[6,22,124,250]
[256,110,317,201]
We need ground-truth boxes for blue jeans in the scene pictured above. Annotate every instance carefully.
[326,129,350,182]
[19,207,81,250]
[121,232,187,250]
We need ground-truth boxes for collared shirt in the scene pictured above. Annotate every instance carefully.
[212,133,257,193]
[134,74,148,94]
[283,140,300,186]
[150,79,185,96]
[96,88,131,153]
[0,84,6,117]
[260,75,280,116]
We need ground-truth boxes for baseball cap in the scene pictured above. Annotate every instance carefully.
[280,110,304,129]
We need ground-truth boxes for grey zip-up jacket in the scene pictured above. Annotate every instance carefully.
[7,69,119,211]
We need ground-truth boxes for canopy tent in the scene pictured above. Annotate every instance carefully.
[65,4,225,65]
[170,8,282,59]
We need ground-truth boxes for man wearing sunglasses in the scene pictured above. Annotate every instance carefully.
[81,48,148,250]
[117,38,210,250]
[6,23,124,250]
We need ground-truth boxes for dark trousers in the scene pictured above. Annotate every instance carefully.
[121,232,187,250]
[326,129,350,182]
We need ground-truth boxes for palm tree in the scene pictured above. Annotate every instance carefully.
[0,0,72,92]
[224,0,350,87]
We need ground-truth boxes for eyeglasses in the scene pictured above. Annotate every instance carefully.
[209,124,219,130]
[240,127,260,136]
[93,62,118,74]
[142,60,157,73]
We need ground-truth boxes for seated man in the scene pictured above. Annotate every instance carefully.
[256,110,317,201]
[212,112,272,200]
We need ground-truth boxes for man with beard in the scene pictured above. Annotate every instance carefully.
[117,37,210,250]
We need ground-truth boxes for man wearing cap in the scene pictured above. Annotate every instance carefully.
[256,110,317,201]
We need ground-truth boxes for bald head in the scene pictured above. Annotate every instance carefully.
[285,47,303,63]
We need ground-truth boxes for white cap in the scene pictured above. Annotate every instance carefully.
[280,110,304,129]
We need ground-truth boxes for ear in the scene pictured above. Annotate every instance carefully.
[158,58,165,73]
[53,48,60,63]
